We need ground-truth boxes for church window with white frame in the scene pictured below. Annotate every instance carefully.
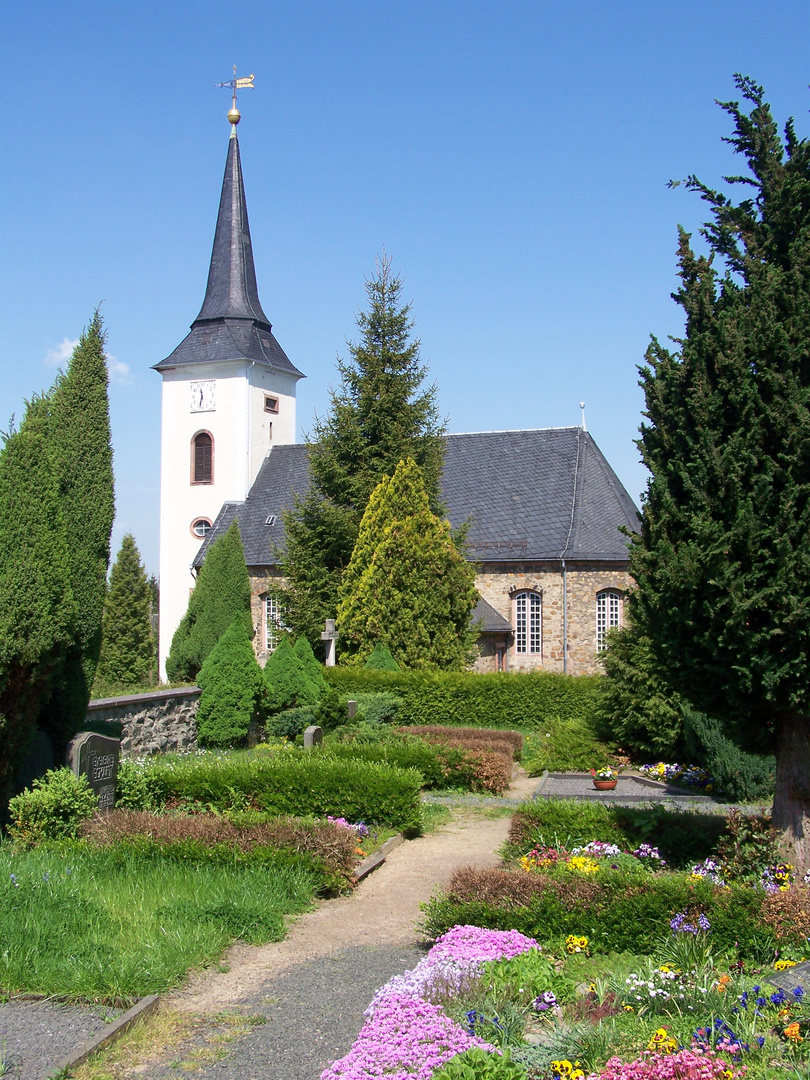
[515,591,542,654]
[596,589,622,650]
[264,595,282,653]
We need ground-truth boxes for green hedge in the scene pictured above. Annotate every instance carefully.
[319,738,477,790]
[117,753,422,833]
[325,668,602,728]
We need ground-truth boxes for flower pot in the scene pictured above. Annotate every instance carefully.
[592,779,618,790]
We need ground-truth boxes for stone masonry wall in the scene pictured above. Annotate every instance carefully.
[86,687,200,758]
[474,561,634,676]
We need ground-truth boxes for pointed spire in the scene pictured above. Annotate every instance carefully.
[194,132,270,327]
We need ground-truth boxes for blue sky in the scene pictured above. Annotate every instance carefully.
[4,1,810,576]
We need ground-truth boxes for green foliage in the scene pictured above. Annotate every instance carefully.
[196,618,266,747]
[632,78,810,774]
[522,719,616,775]
[365,643,400,670]
[325,667,603,729]
[38,311,115,755]
[93,534,155,694]
[715,807,780,884]
[293,635,329,698]
[0,396,77,801]
[282,255,445,647]
[337,458,479,669]
[266,706,318,739]
[264,636,320,714]
[681,706,775,801]
[166,521,252,682]
[593,616,684,759]
[320,735,477,790]
[7,768,98,845]
[351,691,403,725]
[315,686,351,731]
[114,751,423,832]
[431,1048,527,1080]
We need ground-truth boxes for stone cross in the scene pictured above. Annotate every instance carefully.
[321,618,339,667]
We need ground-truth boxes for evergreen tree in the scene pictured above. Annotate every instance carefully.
[292,635,329,699]
[365,644,400,671]
[38,311,115,754]
[196,618,266,747]
[0,397,76,800]
[94,534,155,694]
[336,458,478,669]
[166,520,252,682]
[282,255,445,645]
[631,76,810,865]
[263,636,320,713]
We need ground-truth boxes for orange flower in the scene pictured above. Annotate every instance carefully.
[784,1022,804,1043]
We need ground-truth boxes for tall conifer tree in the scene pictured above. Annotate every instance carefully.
[0,398,76,798]
[94,534,155,693]
[282,256,445,646]
[336,458,478,669]
[166,520,252,682]
[632,76,810,865]
[37,312,114,753]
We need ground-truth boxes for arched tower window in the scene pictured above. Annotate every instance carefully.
[596,589,622,650]
[515,591,542,654]
[191,432,213,484]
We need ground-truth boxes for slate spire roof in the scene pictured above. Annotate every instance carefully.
[155,129,304,378]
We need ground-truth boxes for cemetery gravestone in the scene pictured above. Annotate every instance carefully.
[769,960,810,992]
[304,725,323,749]
[67,732,120,810]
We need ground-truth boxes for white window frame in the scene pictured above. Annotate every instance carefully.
[265,594,282,653]
[596,589,622,650]
[515,591,542,655]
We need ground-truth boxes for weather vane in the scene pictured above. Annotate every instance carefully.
[215,66,255,126]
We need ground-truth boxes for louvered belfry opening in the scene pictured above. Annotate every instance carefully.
[193,432,213,483]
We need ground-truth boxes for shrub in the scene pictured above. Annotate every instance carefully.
[431,1047,527,1080]
[293,636,329,698]
[681,706,775,801]
[266,706,317,740]
[352,692,403,725]
[111,752,422,832]
[320,736,477,790]
[8,768,98,844]
[264,637,320,714]
[196,618,266,747]
[365,644,400,671]
[402,727,523,760]
[325,668,602,729]
[316,687,352,731]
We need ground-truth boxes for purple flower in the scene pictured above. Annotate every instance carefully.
[533,990,558,1012]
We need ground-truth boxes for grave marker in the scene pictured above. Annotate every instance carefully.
[304,725,323,748]
[67,732,120,810]
[320,618,340,667]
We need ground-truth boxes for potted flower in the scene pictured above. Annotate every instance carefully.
[590,767,618,790]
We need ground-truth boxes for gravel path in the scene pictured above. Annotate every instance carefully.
[0,1000,123,1080]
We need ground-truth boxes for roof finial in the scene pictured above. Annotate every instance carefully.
[215,66,255,133]
[579,401,587,431]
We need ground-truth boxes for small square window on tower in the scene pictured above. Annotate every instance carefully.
[264,396,279,414]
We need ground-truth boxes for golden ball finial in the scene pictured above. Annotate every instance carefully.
[228,105,241,125]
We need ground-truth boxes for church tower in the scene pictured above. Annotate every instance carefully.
[155,104,304,679]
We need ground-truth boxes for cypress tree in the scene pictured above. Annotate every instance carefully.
[631,76,810,865]
[38,311,115,753]
[336,458,478,669]
[282,255,445,645]
[94,534,155,694]
[0,397,76,799]
[196,618,266,747]
[166,520,252,683]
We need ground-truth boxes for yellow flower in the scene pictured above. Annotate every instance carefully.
[565,934,589,954]
[647,1028,678,1054]
[775,959,797,970]
[567,856,600,875]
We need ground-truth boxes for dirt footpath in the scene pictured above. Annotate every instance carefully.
[169,773,537,1015]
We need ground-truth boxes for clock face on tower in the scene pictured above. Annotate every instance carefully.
[190,380,216,413]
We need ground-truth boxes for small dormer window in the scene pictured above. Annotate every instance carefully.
[264,396,279,413]
[265,514,277,527]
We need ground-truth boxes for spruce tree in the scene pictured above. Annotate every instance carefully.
[38,311,115,753]
[0,397,76,799]
[365,644,400,671]
[292,635,328,699]
[263,636,320,714]
[336,458,478,669]
[94,534,155,694]
[282,255,445,645]
[166,520,252,682]
[196,618,266,747]
[631,76,810,865]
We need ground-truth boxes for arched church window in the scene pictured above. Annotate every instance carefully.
[515,591,542,654]
[192,432,213,484]
[596,589,622,650]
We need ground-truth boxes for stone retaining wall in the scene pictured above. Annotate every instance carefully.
[86,687,200,758]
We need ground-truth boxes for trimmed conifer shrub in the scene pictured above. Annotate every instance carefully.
[196,618,266,747]
[264,636,319,714]
[292,636,328,699]
[93,534,155,694]
[166,520,252,682]
[365,644,400,671]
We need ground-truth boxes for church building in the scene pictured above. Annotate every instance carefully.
[156,107,639,680]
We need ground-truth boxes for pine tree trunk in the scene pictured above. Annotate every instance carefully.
[772,711,810,874]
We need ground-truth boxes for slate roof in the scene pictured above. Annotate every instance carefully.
[473,597,513,633]
[193,428,640,569]
[154,132,304,379]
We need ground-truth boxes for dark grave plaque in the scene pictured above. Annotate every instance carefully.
[67,732,120,810]
[767,960,810,991]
